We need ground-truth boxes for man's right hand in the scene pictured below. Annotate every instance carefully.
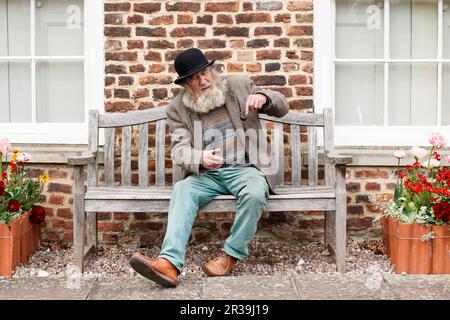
[201,148,224,170]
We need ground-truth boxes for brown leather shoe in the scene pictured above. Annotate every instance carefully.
[202,253,238,277]
[129,253,179,287]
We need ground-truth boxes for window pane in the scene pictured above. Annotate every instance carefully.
[0,0,30,56]
[335,63,384,125]
[336,0,384,59]
[444,2,450,59]
[36,0,84,56]
[389,63,437,125]
[443,64,450,125]
[36,61,84,122]
[390,0,438,59]
[0,61,31,122]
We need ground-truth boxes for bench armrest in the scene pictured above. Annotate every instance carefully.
[325,152,353,165]
[67,151,96,166]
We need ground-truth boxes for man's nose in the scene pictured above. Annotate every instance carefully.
[200,76,209,85]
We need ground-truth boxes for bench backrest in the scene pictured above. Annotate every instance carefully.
[86,108,335,189]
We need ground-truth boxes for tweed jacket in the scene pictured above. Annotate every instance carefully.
[166,75,289,194]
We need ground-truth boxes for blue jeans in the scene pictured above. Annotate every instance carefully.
[159,166,269,271]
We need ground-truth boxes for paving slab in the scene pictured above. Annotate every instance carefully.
[87,277,203,300]
[293,274,399,300]
[1,274,449,300]
[201,275,300,300]
[0,277,95,300]
[383,275,450,300]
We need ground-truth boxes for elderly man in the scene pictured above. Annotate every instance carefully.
[130,48,289,287]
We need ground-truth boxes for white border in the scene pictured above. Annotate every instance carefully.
[0,0,104,144]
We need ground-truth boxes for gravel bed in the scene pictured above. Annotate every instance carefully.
[9,237,395,280]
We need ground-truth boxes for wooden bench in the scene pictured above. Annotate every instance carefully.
[67,108,352,273]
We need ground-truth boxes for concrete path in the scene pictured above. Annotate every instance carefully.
[0,274,448,300]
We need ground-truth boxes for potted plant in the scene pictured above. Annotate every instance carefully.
[0,138,49,277]
[381,133,450,274]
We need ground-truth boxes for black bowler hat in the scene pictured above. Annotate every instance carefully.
[173,48,215,85]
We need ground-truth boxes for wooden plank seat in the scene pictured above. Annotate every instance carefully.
[84,186,337,212]
[67,108,353,274]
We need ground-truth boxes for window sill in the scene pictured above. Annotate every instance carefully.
[310,147,450,167]
[2,145,448,167]
[1,144,89,164]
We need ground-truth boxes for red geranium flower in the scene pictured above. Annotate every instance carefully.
[409,183,423,193]
[10,164,17,173]
[433,202,450,223]
[433,151,441,161]
[29,205,46,225]
[6,199,20,212]
[0,180,5,196]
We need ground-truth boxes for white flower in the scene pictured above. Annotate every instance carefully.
[17,152,31,162]
[421,159,440,169]
[428,132,447,149]
[409,147,428,159]
[0,138,10,153]
[393,151,406,159]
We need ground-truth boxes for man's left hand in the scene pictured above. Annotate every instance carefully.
[245,93,267,114]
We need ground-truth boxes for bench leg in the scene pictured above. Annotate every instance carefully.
[86,212,98,254]
[335,165,347,273]
[324,210,335,253]
[73,166,85,273]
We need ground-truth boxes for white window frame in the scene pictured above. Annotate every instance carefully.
[0,0,104,144]
[314,0,450,147]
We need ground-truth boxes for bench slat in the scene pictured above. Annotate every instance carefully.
[98,106,167,128]
[104,128,115,186]
[308,126,318,186]
[138,123,149,187]
[290,124,301,186]
[324,109,336,187]
[85,185,335,199]
[273,122,284,186]
[85,193,335,200]
[86,185,333,193]
[85,198,336,213]
[88,110,99,187]
[172,162,184,184]
[259,112,324,126]
[156,120,166,186]
[121,126,132,186]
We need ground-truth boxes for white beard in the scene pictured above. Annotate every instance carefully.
[182,79,228,114]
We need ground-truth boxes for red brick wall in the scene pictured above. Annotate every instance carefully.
[103,0,314,112]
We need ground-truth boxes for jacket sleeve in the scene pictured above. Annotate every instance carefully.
[166,105,202,176]
[246,77,289,118]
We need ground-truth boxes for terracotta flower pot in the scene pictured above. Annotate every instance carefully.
[387,217,398,266]
[382,217,449,274]
[431,225,450,274]
[381,216,391,256]
[0,212,41,278]
[395,222,432,274]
